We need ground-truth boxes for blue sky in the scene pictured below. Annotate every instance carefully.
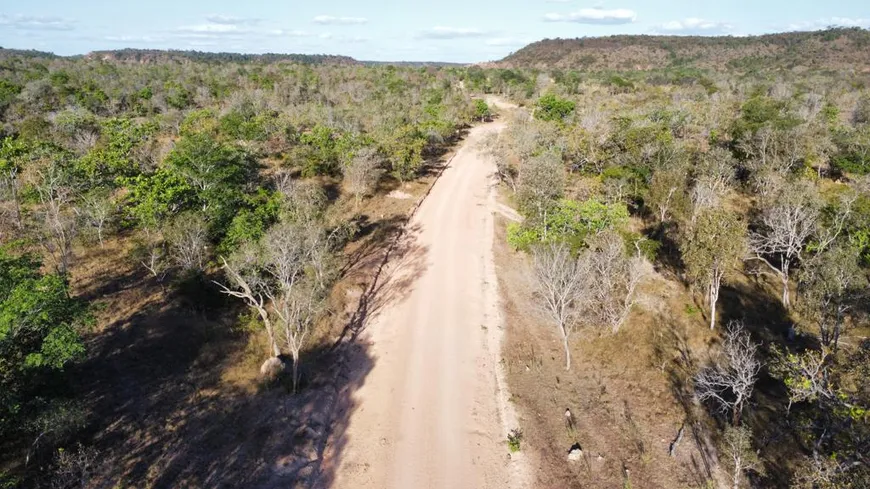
[0,0,868,62]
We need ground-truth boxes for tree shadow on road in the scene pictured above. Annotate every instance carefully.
[51,216,430,488]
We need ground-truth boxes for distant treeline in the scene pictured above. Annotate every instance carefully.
[498,27,870,72]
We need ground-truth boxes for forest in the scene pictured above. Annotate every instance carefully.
[0,49,485,486]
[0,25,869,488]
[480,27,870,488]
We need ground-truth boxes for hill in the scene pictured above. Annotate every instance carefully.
[496,27,870,72]
[84,48,360,65]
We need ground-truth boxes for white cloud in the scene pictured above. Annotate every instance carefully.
[543,8,636,24]
[788,17,870,31]
[177,23,246,34]
[268,29,310,37]
[485,37,529,47]
[187,40,219,47]
[657,18,734,35]
[0,14,75,31]
[313,15,368,25]
[205,14,260,26]
[104,35,165,43]
[419,26,487,39]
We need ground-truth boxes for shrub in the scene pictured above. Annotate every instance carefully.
[507,222,541,251]
[473,99,491,121]
[535,93,575,122]
[507,428,523,453]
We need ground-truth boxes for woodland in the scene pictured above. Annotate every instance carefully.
[1,27,870,488]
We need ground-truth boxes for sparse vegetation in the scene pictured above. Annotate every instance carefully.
[487,30,870,487]
[0,47,479,485]
[2,23,870,488]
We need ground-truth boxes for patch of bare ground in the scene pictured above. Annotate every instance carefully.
[493,211,730,488]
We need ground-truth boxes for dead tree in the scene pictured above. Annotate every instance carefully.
[695,321,761,426]
[78,191,115,247]
[583,231,646,333]
[531,241,587,370]
[217,221,330,391]
[164,213,208,273]
[343,146,383,203]
[36,164,79,276]
[748,184,819,309]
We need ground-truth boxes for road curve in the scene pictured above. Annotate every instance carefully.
[327,114,521,489]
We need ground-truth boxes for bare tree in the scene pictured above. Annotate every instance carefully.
[531,242,587,370]
[134,228,170,285]
[691,148,735,223]
[36,164,79,276]
[684,209,747,329]
[797,244,867,352]
[78,190,115,247]
[748,182,820,309]
[720,425,764,489]
[164,213,208,273]
[582,231,646,333]
[695,321,761,426]
[739,126,806,194]
[276,174,327,225]
[217,221,330,391]
[343,146,383,202]
[50,443,100,489]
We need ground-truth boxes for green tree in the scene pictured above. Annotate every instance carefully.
[473,99,492,122]
[535,93,576,122]
[0,137,28,229]
[683,209,747,329]
[0,250,89,437]
[120,167,196,228]
[163,134,256,234]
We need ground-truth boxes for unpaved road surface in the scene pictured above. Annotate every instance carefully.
[327,113,526,488]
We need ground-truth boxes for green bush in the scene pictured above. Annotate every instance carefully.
[0,250,90,436]
[507,428,523,453]
[535,93,576,122]
[833,153,870,174]
[506,222,541,251]
[474,99,491,121]
[507,199,630,251]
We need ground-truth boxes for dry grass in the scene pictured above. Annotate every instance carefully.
[2,136,467,487]
[493,208,733,488]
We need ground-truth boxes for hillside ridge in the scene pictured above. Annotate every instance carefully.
[496,27,870,71]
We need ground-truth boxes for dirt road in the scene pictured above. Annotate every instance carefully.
[327,108,526,488]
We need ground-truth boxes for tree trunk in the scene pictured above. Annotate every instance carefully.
[781,275,790,309]
[710,292,717,330]
[733,459,741,489]
[563,335,571,371]
[291,350,300,393]
[709,279,719,330]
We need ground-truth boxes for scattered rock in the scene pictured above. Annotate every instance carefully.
[387,190,412,200]
[260,356,285,381]
[567,443,583,462]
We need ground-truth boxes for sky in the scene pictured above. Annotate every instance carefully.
[0,0,868,62]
